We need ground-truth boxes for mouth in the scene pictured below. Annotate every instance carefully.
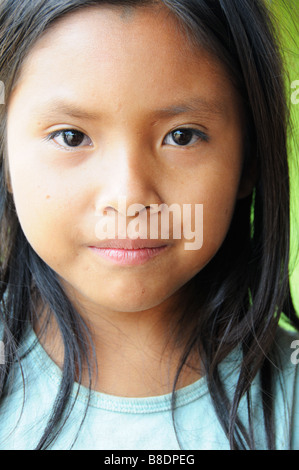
[88,239,170,266]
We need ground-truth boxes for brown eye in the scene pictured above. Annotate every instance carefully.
[62,130,85,147]
[49,129,92,150]
[163,128,208,147]
[171,129,194,146]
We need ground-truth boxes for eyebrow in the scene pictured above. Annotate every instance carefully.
[154,97,227,119]
[34,100,100,122]
[34,96,227,122]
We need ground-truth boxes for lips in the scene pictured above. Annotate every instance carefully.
[88,238,170,265]
[89,238,169,250]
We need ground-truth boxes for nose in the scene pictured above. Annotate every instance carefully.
[94,140,163,217]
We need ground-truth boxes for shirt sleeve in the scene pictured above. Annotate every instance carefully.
[290,339,299,449]
[274,327,299,450]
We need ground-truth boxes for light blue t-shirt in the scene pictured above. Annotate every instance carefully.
[0,327,298,450]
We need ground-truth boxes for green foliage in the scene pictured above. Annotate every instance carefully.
[273,1,299,323]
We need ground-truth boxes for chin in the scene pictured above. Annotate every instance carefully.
[96,295,163,314]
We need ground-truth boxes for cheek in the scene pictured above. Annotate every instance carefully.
[8,155,72,263]
[173,165,242,275]
[203,176,239,237]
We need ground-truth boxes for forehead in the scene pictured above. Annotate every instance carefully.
[9,4,240,121]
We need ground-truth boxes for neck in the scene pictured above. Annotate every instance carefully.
[34,293,202,397]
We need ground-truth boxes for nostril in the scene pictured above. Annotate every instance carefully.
[103,206,116,216]
[96,205,115,216]
[148,203,164,214]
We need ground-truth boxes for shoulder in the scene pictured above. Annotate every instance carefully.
[272,327,299,450]
[271,326,299,394]
[273,326,299,373]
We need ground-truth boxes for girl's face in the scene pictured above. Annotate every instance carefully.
[7,5,246,315]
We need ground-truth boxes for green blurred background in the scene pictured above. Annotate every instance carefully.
[274,1,299,323]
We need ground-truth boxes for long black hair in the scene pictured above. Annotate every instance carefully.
[0,0,298,450]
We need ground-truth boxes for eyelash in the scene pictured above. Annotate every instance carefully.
[46,129,92,151]
[163,128,209,147]
[46,127,209,151]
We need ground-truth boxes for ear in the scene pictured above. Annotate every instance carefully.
[237,156,258,199]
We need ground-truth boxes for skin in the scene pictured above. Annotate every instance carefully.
[6,5,249,396]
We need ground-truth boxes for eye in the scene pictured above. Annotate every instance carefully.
[163,128,208,147]
[48,129,92,149]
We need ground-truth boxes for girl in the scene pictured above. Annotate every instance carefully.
[0,0,298,450]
